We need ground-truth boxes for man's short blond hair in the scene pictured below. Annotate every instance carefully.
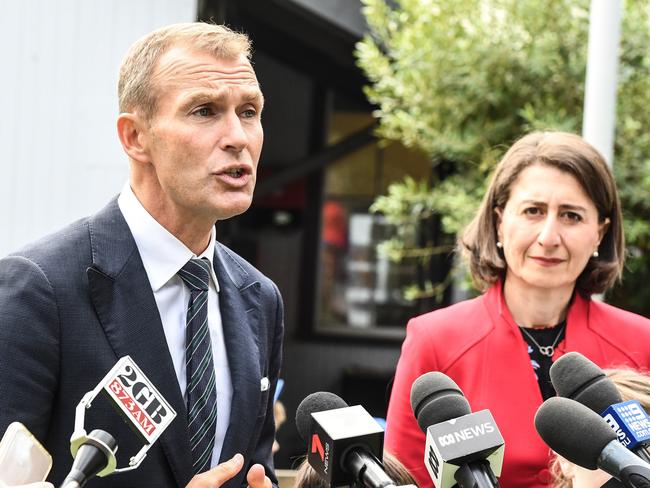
[118,22,252,120]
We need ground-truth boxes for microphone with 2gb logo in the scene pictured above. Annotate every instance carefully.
[60,356,177,488]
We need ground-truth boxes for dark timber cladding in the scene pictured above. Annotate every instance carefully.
[198,0,368,107]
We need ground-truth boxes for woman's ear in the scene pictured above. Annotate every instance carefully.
[597,217,611,244]
[117,112,151,164]
[494,207,504,243]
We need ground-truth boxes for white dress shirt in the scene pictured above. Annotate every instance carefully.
[118,182,232,469]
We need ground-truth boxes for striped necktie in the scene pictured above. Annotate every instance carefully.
[177,258,217,474]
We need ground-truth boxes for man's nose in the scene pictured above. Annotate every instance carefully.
[219,113,248,152]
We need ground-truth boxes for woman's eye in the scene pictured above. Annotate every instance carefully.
[564,212,583,222]
[524,207,542,216]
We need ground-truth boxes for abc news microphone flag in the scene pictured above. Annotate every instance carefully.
[423,410,504,488]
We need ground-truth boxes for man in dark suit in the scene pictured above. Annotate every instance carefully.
[0,22,283,488]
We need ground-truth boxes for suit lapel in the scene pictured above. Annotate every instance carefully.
[86,199,193,486]
[213,243,262,462]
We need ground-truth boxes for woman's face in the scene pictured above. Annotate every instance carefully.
[495,164,608,295]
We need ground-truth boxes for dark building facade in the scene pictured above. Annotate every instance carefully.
[199,0,438,468]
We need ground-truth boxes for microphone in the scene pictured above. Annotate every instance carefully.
[410,372,503,488]
[550,352,650,463]
[63,356,177,486]
[602,480,628,488]
[0,422,52,485]
[535,396,650,488]
[295,392,408,488]
[60,430,117,488]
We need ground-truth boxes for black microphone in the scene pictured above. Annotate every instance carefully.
[60,430,117,488]
[410,372,503,488]
[295,392,407,488]
[550,352,650,463]
[535,396,650,488]
[601,480,628,488]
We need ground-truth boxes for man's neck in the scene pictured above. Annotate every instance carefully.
[130,183,214,256]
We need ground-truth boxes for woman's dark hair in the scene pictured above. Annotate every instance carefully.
[460,131,624,296]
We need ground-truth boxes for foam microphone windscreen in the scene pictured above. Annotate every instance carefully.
[550,352,622,414]
[296,392,349,441]
[535,397,617,469]
[410,372,471,432]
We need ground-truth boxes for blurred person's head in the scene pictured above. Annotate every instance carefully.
[549,368,650,488]
[461,131,623,298]
[273,400,286,454]
[293,452,418,488]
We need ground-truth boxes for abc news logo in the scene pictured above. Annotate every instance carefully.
[426,421,496,476]
[427,444,440,477]
[437,422,496,447]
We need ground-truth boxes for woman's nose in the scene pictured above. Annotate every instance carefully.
[537,216,562,247]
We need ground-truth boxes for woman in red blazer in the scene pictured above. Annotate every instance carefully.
[384,132,650,488]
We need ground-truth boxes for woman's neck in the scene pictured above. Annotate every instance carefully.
[503,275,573,329]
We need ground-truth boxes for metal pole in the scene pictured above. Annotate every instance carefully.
[582,0,623,167]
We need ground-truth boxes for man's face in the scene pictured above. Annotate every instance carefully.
[142,46,264,225]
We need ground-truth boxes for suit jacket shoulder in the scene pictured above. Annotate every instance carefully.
[8,215,93,272]
[215,242,281,296]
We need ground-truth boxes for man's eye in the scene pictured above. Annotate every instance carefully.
[194,107,213,117]
[242,109,257,118]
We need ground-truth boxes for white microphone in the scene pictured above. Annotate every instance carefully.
[0,422,52,485]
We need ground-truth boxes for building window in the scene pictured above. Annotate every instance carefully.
[314,111,433,339]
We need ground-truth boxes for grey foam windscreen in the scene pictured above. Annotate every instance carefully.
[295,391,349,441]
[410,371,471,432]
[535,396,617,469]
[550,351,622,414]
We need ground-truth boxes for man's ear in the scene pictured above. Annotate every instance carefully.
[117,113,150,164]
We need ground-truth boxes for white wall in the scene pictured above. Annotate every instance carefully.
[0,0,196,256]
